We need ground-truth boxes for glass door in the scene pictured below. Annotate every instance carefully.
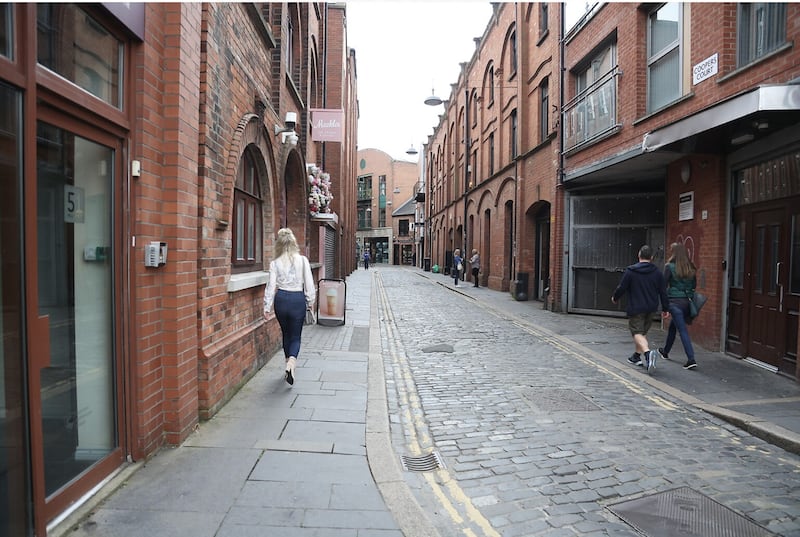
[34,120,120,518]
[1,82,32,537]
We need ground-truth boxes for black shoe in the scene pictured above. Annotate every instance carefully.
[683,360,697,370]
[627,353,643,366]
[657,347,669,360]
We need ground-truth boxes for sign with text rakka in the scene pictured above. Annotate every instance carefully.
[310,109,343,142]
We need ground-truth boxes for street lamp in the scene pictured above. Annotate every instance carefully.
[406,144,418,155]
[424,87,443,107]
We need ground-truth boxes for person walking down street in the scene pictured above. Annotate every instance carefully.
[611,244,669,375]
[658,242,698,370]
[263,228,316,385]
[469,249,481,287]
[453,249,463,286]
[363,249,370,270]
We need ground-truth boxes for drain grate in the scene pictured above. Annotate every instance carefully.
[608,486,776,537]
[400,451,445,472]
[519,387,601,412]
[421,344,454,353]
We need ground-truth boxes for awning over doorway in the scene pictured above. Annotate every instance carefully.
[642,83,800,152]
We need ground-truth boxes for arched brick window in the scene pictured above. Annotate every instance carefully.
[232,146,263,269]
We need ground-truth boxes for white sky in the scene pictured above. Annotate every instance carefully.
[346,1,495,162]
[345,2,592,162]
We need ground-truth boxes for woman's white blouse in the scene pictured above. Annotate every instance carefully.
[263,254,316,314]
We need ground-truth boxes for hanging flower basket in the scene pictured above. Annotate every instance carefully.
[308,164,333,217]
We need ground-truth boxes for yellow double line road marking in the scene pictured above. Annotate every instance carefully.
[376,274,501,537]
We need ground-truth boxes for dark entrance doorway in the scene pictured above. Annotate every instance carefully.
[728,201,799,378]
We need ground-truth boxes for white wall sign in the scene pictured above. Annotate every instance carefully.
[679,191,694,221]
[692,53,718,85]
[64,185,85,223]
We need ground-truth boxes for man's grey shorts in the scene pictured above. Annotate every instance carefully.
[628,312,653,335]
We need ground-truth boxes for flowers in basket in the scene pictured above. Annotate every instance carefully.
[308,165,333,216]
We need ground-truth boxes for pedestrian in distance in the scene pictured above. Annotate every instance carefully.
[452,248,463,286]
[658,242,698,370]
[363,249,370,270]
[263,228,316,385]
[611,244,669,375]
[469,249,480,287]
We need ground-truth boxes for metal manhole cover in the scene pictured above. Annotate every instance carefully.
[421,344,454,353]
[519,388,601,411]
[400,451,445,472]
[608,486,775,537]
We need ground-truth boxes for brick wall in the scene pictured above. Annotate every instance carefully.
[426,3,562,301]
[195,3,284,419]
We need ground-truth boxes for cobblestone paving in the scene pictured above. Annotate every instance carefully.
[376,268,800,537]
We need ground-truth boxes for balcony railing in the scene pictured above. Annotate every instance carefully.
[563,66,619,153]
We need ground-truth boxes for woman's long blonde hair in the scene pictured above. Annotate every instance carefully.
[274,228,300,260]
[669,242,696,279]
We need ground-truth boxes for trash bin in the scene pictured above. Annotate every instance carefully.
[511,272,529,301]
[424,257,431,271]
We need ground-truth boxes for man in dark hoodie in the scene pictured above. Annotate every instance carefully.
[611,245,669,375]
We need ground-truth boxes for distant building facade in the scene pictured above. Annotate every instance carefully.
[356,149,418,266]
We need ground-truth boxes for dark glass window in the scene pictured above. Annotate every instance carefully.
[1,3,12,59]
[37,4,123,107]
[233,148,262,268]
[738,3,787,66]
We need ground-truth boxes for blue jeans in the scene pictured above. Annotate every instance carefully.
[274,289,307,358]
[664,299,694,361]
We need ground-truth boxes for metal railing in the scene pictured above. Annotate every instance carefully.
[563,66,620,152]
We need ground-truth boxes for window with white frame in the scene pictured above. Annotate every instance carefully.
[738,3,787,67]
[647,2,682,112]
[232,147,263,269]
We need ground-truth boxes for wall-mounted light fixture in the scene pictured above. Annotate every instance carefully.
[275,111,299,146]
[730,129,754,146]
[680,161,691,184]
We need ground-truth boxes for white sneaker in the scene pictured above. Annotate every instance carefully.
[646,350,657,375]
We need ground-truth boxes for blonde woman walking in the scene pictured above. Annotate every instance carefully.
[263,228,316,385]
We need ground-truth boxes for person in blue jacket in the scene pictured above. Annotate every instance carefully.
[611,244,669,375]
[452,249,463,286]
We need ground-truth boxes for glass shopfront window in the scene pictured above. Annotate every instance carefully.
[37,4,123,107]
[0,3,12,59]
[36,122,116,496]
[0,82,31,536]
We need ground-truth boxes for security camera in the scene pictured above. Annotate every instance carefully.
[288,132,299,146]
[285,112,297,131]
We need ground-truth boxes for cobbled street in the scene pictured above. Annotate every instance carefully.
[374,267,800,537]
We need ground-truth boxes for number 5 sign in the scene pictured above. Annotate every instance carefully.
[64,185,85,223]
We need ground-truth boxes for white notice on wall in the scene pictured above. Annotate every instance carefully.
[679,191,694,221]
[693,53,718,85]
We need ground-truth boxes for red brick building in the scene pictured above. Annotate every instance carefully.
[355,148,419,266]
[426,3,800,381]
[0,3,357,535]
[425,3,561,300]
[561,2,800,378]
